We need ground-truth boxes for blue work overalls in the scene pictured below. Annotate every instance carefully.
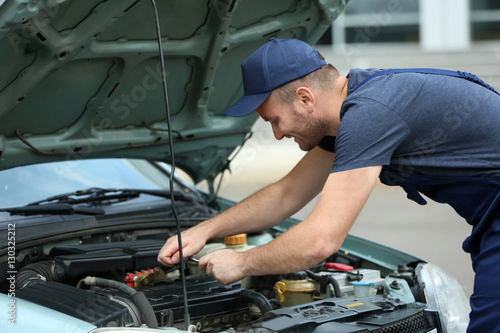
[354,69,500,333]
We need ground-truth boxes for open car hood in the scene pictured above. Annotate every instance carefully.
[0,0,347,182]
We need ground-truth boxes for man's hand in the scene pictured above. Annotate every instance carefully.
[199,249,247,285]
[157,227,209,266]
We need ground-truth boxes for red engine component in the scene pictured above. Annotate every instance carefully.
[324,262,354,271]
[124,269,154,288]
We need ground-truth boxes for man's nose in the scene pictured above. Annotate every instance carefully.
[271,123,285,140]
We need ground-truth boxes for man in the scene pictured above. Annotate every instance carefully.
[158,38,500,332]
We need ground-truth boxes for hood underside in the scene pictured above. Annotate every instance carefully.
[0,0,347,182]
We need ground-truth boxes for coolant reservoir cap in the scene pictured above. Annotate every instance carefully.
[224,233,247,245]
[283,271,308,280]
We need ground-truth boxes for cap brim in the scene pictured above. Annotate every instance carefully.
[223,91,271,117]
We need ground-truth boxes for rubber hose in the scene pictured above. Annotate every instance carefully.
[81,276,159,328]
[131,292,159,328]
[326,276,342,298]
[269,298,282,309]
[16,261,57,289]
[305,269,342,298]
[240,289,273,315]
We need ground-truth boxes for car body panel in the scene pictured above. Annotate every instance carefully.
[340,233,425,274]
[0,0,346,183]
[0,293,97,332]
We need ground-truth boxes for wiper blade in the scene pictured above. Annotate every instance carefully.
[0,186,189,216]
[27,187,191,206]
[0,203,105,216]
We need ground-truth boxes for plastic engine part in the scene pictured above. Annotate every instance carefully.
[16,282,137,327]
[234,296,435,333]
[317,268,384,298]
[140,277,249,328]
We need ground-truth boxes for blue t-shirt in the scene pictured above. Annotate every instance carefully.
[320,68,500,178]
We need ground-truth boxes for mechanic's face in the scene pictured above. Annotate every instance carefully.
[256,94,329,151]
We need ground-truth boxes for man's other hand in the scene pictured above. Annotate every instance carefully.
[199,249,247,285]
[157,228,208,266]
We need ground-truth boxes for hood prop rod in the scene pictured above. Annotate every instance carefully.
[149,0,192,330]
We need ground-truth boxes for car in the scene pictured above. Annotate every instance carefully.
[0,0,470,332]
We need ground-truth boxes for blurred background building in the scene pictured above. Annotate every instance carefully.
[317,0,500,86]
[213,0,500,302]
[323,0,500,49]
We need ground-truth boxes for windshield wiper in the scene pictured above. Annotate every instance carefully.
[0,203,105,216]
[27,187,192,206]
[0,188,192,216]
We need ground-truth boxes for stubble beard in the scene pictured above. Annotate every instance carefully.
[291,109,330,151]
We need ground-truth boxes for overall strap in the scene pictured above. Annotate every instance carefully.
[353,68,500,95]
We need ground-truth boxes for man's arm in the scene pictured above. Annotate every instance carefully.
[157,146,335,266]
[200,165,382,285]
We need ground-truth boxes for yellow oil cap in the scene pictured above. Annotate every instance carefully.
[224,233,247,245]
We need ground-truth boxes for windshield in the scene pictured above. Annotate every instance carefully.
[0,158,176,209]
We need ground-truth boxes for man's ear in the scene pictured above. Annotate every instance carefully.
[295,87,315,113]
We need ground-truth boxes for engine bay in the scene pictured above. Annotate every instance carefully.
[7,234,440,332]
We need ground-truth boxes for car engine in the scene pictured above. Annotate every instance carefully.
[10,236,440,333]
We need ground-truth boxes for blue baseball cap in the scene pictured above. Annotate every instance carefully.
[224,38,327,117]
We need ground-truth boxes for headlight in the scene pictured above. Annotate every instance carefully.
[417,263,470,333]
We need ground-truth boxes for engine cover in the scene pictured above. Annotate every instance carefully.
[235,297,435,333]
[16,282,137,327]
[140,277,250,329]
[15,277,251,331]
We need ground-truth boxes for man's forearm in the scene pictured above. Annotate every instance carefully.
[159,148,335,267]
[199,147,335,241]
[236,166,382,277]
[197,180,298,241]
[241,218,335,275]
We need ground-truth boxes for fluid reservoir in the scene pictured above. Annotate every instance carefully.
[274,271,316,307]
[224,233,255,288]
[188,242,226,275]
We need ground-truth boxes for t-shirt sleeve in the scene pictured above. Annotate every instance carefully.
[318,136,336,152]
[332,98,411,173]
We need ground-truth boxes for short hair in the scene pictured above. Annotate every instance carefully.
[273,51,339,106]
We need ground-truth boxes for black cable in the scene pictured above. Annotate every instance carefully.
[149,0,191,329]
